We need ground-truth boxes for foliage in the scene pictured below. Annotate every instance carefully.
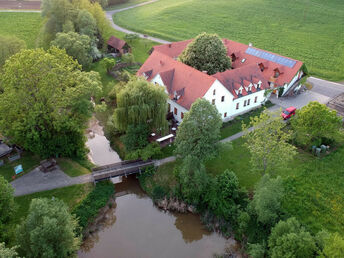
[17,198,80,258]
[0,176,16,242]
[243,110,297,175]
[121,53,135,64]
[51,32,93,68]
[124,33,139,43]
[95,102,108,113]
[251,174,285,226]
[178,32,231,75]
[0,243,18,258]
[175,98,222,162]
[291,101,342,147]
[114,0,344,81]
[321,232,344,258]
[72,181,114,230]
[268,217,317,258]
[56,158,91,177]
[247,243,266,258]
[0,36,26,67]
[76,9,98,40]
[0,47,102,158]
[101,57,116,72]
[113,76,168,132]
[121,124,149,151]
[126,142,161,161]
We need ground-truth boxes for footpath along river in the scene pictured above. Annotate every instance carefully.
[78,176,233,258]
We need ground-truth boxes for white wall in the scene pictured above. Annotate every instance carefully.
[167,100,188,123]
[230,90,266,119]
[282,70,303,96]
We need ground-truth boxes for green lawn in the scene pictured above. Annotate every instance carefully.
[0,12,42,48]
[56,158,91,177]
[114,0,344,81]
[106,0,149,10]
[0,152,40,182]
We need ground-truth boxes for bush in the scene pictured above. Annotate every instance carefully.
[126,142,161,161]
[72,181,114,231]
[121,124,149,152]
[121,53,135,64]
[152,185,167,201]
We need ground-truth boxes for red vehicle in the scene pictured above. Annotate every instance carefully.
[281,106,296,120]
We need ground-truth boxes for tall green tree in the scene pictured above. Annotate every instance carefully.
[0,47,102,158]
[0,36,26,67]
[243,110,297,175]
[291,101,342,147]
[0,176,16,242]
[179,32,231,75]
[268,217,317,258]
[76,9,97,40]
[175,98,222,161]
[51,32,93,68]
[322,232,344,257]
[17,198,80,258]
[250,174,284,226]
[113,77,168,132]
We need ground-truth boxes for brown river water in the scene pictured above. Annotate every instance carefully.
[78,176,230,258]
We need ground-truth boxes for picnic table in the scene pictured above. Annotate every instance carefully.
[39,159,57,172]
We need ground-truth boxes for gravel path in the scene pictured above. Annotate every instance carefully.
[106,0,171,44]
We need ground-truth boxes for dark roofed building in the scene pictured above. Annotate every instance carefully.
[107,36,131,55]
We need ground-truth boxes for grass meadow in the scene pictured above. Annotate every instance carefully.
[0,12,42,48]
[114,0,344,81]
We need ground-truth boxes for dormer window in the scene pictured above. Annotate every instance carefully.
[248,86,252,92]
[259,63,265,72]
[239,89,243,95]
[274,69,280,78]
[231,53,237,62]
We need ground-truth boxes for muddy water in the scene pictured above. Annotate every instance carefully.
[86,117,121,166]
[78,176,230,258]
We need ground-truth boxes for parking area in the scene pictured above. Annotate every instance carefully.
[270,77,344,110]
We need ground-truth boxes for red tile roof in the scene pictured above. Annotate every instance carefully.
[138,38,304,110]
[137,51,216,109]
[107,36,127,53]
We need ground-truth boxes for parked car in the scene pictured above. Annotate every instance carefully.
[281,106,296,120]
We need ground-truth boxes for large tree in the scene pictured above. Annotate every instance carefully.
[76,9,97,40]
[291,101,342,147]
[113,77,168,132]
[51,32,93,68]
[0,243,18,258]
[174,98,222,161]
[0,35,26,67]
[178,32,231,75]
[243,110,297,175]
[17,198,80,258]
[0,47,102,158]
[0,176,16,242]
[268,217,317,258]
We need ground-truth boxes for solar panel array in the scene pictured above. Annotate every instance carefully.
[245,47,296,68]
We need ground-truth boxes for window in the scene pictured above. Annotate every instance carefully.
[239,89,242,95]
[168,103,171,112]
[174,107,177,115]
[221,96,225,102]
[254,96,258,103]
[244,100,247,107]
[212,99,215,105]
[224,112,227,118]
[181,112,184,119]
[247,99,250,106]
[236,103,239,110]
[213,89,216,95]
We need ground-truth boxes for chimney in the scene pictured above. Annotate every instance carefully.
[249,42,253,47]
[202,71,208,74]
[168,44,172,48]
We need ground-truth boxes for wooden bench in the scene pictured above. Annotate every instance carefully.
[156,134,174,143]
[39,159,57,172]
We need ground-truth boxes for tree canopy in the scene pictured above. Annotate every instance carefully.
[268,217,317,258]
[0,176,16,242]
[51,32,93,68]
[178,32,231,75]
[243,110,297,175]
[175,98,222,161]
[113,77,168,132]
[291,101,342,147]
[0,243,18,258]
[17,198,80,258]
[0,47,102,158]
[0,35,26,67]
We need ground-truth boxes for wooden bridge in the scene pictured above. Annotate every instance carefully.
[92,159,155,182]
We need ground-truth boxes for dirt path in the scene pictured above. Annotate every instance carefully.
[0,1,41,10]
[106,0,171,44]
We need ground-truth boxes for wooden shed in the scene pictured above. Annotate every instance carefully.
[107,36,131,56]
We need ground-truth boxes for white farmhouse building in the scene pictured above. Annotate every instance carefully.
[137,39,304,123]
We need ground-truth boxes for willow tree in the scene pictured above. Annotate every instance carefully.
[113,77,168,132]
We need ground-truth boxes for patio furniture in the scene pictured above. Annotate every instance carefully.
[156,134,174,143]
[39,159,57,173]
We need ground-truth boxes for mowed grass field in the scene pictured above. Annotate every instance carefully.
[114,0,344,81]
[0,12,42,48]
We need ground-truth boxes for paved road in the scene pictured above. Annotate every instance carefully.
[106,0,171,44]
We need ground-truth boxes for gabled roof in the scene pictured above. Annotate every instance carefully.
[212,64,269,98]
[107,36,127,50]
[137,51,216,109]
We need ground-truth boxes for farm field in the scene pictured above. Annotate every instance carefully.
[114,0,344,81]
[0,12,42,48]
